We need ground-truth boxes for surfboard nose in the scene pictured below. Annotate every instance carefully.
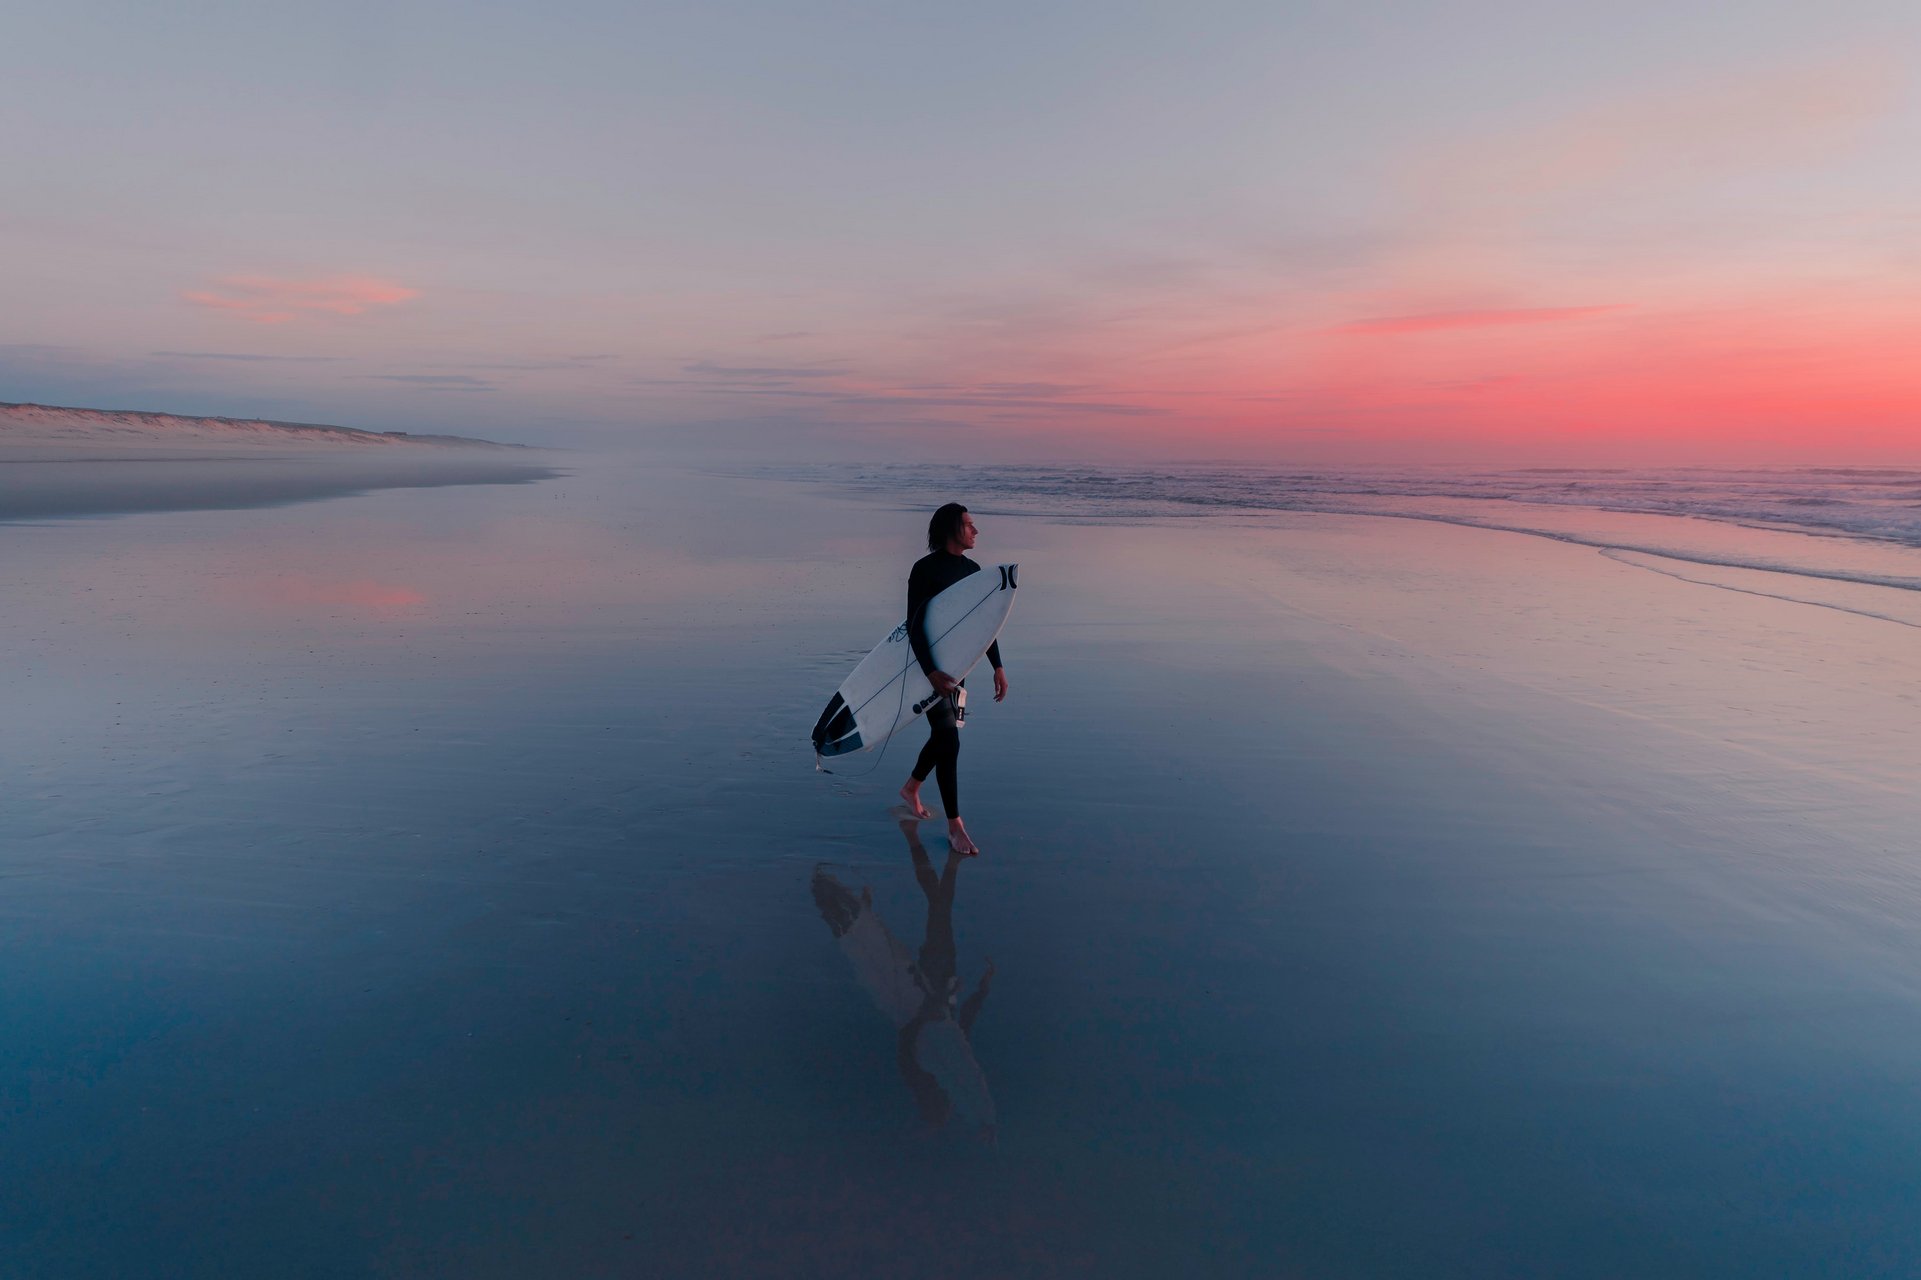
[812,692,864,756]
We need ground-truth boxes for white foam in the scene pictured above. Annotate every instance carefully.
[767,462,1921,599]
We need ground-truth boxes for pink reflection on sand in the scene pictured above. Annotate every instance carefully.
[240,575,427,614]
[84,486,814,642]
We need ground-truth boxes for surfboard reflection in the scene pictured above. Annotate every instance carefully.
[811,819,997,1141]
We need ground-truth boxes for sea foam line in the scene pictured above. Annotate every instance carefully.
[1598,550,1921,630]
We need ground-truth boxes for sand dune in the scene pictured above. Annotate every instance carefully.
[0,401,557,522]
[1,400,524,453]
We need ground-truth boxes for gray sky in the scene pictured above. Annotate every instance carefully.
[6,1,1920,462]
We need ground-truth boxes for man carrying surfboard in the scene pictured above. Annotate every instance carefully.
[899,503,1008,857]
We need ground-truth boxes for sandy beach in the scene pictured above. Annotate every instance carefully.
[4,459,1920,1276]
[0,403,559,522]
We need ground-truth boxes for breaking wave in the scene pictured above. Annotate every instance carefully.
[764,462,1921,597]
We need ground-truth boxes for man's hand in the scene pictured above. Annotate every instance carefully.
[930,670,959,696]
[992,668,1009,702]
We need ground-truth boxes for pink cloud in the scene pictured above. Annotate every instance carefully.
[183,275,420,324]
[1335,305,1628,335]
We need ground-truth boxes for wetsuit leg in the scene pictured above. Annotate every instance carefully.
[910,698,961,817]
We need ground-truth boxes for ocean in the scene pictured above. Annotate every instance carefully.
[774,460,1921,595]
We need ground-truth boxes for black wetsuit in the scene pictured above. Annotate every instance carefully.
[906,551,1004,819]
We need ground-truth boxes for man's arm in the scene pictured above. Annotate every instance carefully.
[910,563,962,693]
[907,561,939,679]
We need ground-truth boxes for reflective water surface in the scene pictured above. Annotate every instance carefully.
[5,460,1921,1277]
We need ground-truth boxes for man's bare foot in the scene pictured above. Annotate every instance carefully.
[947,818,980,857]
[898,780,932,820]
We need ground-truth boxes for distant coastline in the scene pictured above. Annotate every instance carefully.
[0,401,559,523]
[1,401,528,452]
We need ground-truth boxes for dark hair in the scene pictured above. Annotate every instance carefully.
[927,502,968,553]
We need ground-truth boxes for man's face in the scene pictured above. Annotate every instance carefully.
[956,513,978,551]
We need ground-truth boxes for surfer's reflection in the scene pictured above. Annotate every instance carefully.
[811,818,997,1141]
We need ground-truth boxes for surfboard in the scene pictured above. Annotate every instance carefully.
[812,562,1018,759]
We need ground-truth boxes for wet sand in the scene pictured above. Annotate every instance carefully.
[4,462,1920,1277]
[0,448,561,523]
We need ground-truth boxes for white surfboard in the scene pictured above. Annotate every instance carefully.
[812,562,1018,759]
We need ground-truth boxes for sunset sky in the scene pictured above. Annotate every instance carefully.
[6,0,1920,462]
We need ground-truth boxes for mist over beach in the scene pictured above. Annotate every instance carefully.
[9,0,1921,1276]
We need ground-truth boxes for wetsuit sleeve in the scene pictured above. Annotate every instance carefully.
[907,560,938,677]
[986,640,1002,671]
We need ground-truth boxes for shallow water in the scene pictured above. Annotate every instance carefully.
[5,460,1921,1277]
[0,447,560,522]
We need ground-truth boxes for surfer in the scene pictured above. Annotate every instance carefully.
[898,503,1008,857]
